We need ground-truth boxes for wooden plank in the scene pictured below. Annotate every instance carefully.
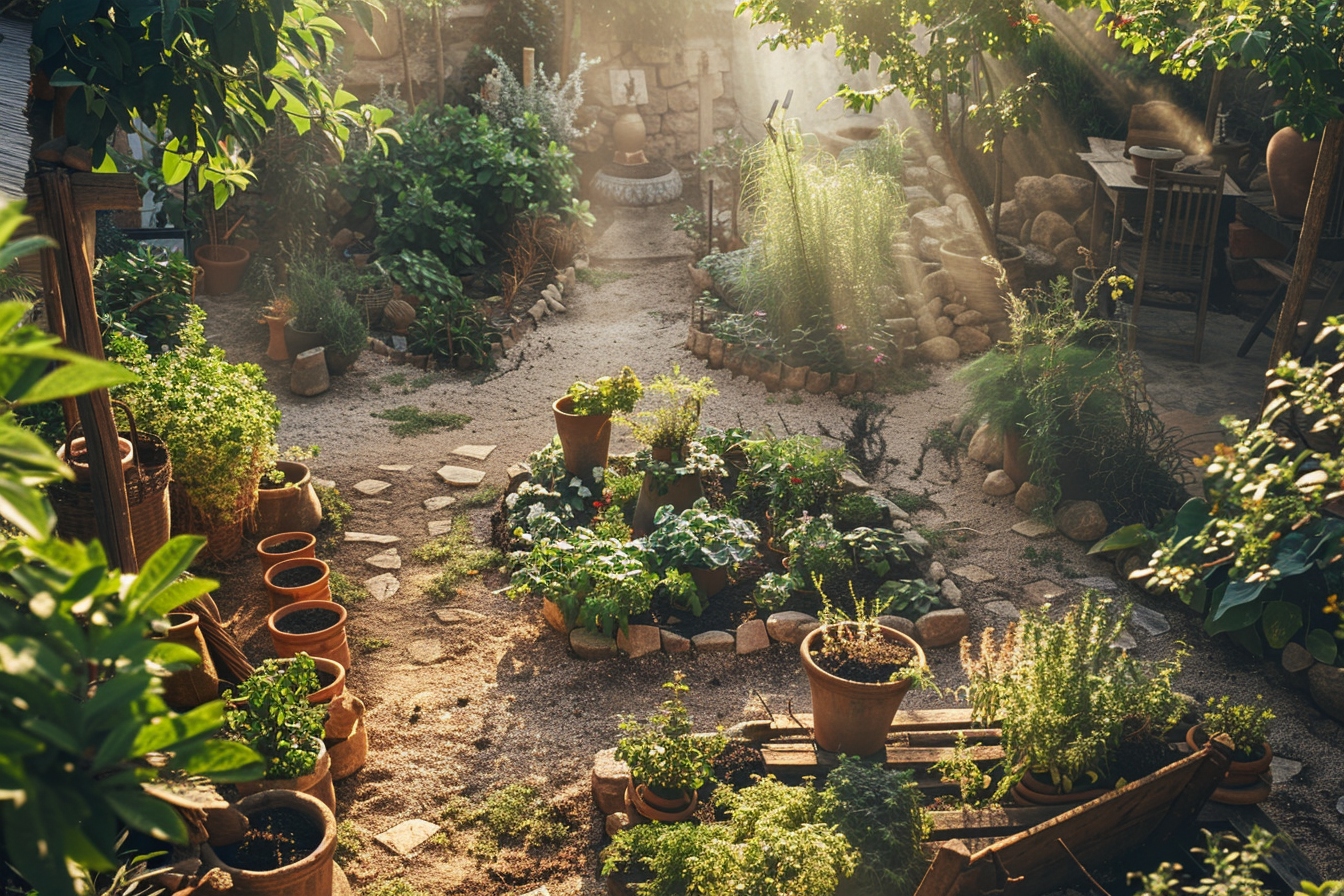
[769,708,978,736]
[913,839,971,896]
[762,742,1003,774]
[931,807,1060,840]
[1199,802,1322,889]
[1148,734,1232,844]
[25,172,140,213]
[907,729,1002,747]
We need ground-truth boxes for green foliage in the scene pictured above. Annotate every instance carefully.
[961,593,1186,791]
[110,308,280,530]
[842,526,913,578]
[604,775,858,896]
[460,485,505,508]
[829,493,888,530]
[224,655,327,781]
[464,784,568,861]
[95,248,196,352]
[414,518,503,601]
[314,483,353,549]
[617,673,726,793]
[481,50,595,146]
[384,250,465,307]
[932,733,996,809]
[508,531,656,635]
[575,267,634,287]
[1199,696,1274,757]
[329,570,368,606]
[361,880,431,896]
[620,366,718,449]
[406,272,497,369]
[885,488,935,514]
[372,405,472,438]
[645,499,759,571]
[819,757,931,896]
[335,819,364,864]
[606,470,643,505]
[752,571,794,614]
[877,578,943,618]
[785,514,853,584]
[814,585,936,687]
[565,367,643,416]
[1129,827,1277,896]
[320,294,369,357]
[738,435,852,521]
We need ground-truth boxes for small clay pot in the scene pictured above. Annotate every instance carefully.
[781,363,808,391]
[805,369,832,394]
[707,337,725,369]
[627,779,697,823]
[268,599,351,669]
[256,532,318,575]
[263,557,332,612]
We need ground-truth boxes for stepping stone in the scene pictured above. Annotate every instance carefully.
[313,477,336,488]
[379,464,415,472]
[437,465,485,486]
[365,548,402,570]
[1270,756,1303,782]
[424,495,457,511]
[939,579,963,607]
[984,600,1021,620]
[1076,576,1120,592]
[434,608,485,625]
[952,564,997,583]
[1023,580,1065,604]
[375,819,440,856]
[1012,519,1057,539]
[452,444,497,461]
[1111,628,1137,650]
[365,573,400,601]
[353,479,392,496]
[428,520,455,537]
[345,532,400,544]
[1129,604,1170,635]
[408,639,446,664]
[841,470,871,492]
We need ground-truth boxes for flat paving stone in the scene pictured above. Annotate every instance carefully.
[312,477,336,488]
[375,819,440,856]
[951,564,997,583]
[434,608,486,625]
[1111,629,1137,650]
[1129,604,1170,635]
[437,465,485,486]
[1270,756,1303,781]
[939,579,963,607]
[1012,520,1057,539]
[365,573,399,601]
[571,629,618,660]
[1336,795,1344,816]
[428,520,455,536]
[408,639,446,664]
[344,532,400,544]
[1023,579,1065,604]
[353,479,391,495]
[378,464,415,472]
[984,600,1021,620]
[1076,576,1119,592]
[617,624,662,658]
[424,496,457,511]
[452,444,497,461]
[365,548,402,570]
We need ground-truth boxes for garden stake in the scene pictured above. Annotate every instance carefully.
[707,177,714,258]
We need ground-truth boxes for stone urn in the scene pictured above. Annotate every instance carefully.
[612,109,647,164]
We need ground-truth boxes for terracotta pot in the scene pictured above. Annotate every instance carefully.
[799,624,925,756]
[627,778,697,822]
[235,740,337,817]
[256,532,318,575]
[283,322,323,360]
[194,244,251,295]
[1186,725,1273,800]
[781,363,808,391]
[57,436,134,481]
[685,326,697,350]
[254,462,323,538]
[723,344,745,374]
[382,298,416,334]
[157,612,219,710]
[940,237,1009,324]
[1129,145,1183,180]
[758,361,784,392]
[303,656,348,705]
[631,447,705,536]
[268,599,351,669]
[831,373,858,397]
[707,337,725,369]
[264,558,332,612]
[541,596,575,634]
[553,395,612,478]
[1266,127,1320,220]
[805,370,832,394]
[1010,770,1108,807]
[1002,426,1032,487]
[263,315,291,362]
[691,329,713,358]
[613,110,647,156]
[689,566,729,600]
[201,790,336,896]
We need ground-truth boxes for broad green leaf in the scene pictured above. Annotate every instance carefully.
[19,358,136,404]
[1261,601,1303,649]
[1088,523,1152,554]
[1227,624,1264,658]
[124,536,206,616]
[171,738,264,782]
[141,575,218,618]
[1173,497,1210,539]
[1306,628,1339,664]
[129,700,223,757]
[104,788,189,843]
[1210,577,1267,621]
[0,476,57,538]
[1206,592,1262,635]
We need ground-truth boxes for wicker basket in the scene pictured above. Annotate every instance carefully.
[354,287,394,325]
[169,482,248,563]
[51,402,172,567]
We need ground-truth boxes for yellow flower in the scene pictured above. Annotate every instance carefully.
[1325,593,1341,616]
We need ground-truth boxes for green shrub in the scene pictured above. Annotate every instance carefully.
[616,673,726,794]
[820,757,931,896]
[224,655,327,780]
[95,248,195,351]
[1199,696,1274,758]
[320,295,369,357]
[467,784,568,860]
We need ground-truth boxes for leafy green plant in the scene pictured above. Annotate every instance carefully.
[931,733,996,809]
[617,672,726,795]
[461,783,568,861]
[95,248,195,352]
[414,517,503,601]
[330,570,369,606]
[752,571,794,614]
[819,757,931,896]
[508,531,657,636]
[877,579,942,618]
[564,367,643,416]
[320,295,369,357]
[785,514,853,584]
[372,405,471,438]
[224,655,327,780]
[842,526,911,577]
[619,366,718,449]
[335,819,364,864]
[480,50,595,146]
[1199,696,1275,758]
[1129,827,1277,896]
[285,252,342,332]
[829,493,888,530]
[813,585,935,687]
[739,435,852,522]
[645,499,759,572]
[406,276,497,369]
[961,593,1186,792]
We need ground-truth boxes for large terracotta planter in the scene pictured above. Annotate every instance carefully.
[268,599,351,669]
[254,461,323,537]
[1266,127,1321,221]
[553,395,612,478]
[201,790,336,896]
[1185,725,1272,804]
[631,447,705,536]
[256,531,318,575]
[263,558,331,612]
[940,237,1010,324]
[799,623,924,756]
[157,612,219,710]
[194,244,251,295]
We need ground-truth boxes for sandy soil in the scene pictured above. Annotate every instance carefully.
[196,211,1344,894]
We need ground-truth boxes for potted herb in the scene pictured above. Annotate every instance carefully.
[784,514,853,590]
[800,588,933,756]
[283,255,338,359]
[644,498,759,603]
[1185,696,1275,804]
[225,655,335,812]
[621,367,719,534]
[553,367,643,477]
[615,672,726,822]
[319,296,368,375]
[267,599,352,670]
[255,445,323,538]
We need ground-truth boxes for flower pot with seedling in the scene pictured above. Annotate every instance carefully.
[644,499,759,610]
[623,368,718,534]
[202,790,337,896]
[255,450,323,537]
[257,531,317,574]
[268,599,351,670]
[554,368,643,477]
[1185,696,1275,804]
[616,672,726,822]
[264,558,331,611]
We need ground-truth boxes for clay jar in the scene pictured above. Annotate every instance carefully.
[1266,126,1321,220]
[194,244,251,296]
[268,600,351,669]
[157,612,219,710]
[1185,725,1272,804]
[264,558,331,611]
[292,656,367,781]
[235,740,337,817]
[631,446,705,536]
[553,395,612,477]
[254,461,323,538]
[200,791,336,896]
[256,532,318,575]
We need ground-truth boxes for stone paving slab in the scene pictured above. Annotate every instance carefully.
[345,532,400,544]
[438,465,485,486]
[353,479,391,495]
[375,819,440,856]
[365,573,399,601]
[365,548,402,570]
[424,496,456,511]
[452,444,497,461]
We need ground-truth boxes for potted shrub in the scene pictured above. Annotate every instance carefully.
[201,790,336,896]
[644,498,759,604]
[256,531,318,574]
[1185,696,1275,804]
[273,656,366,781]
[961,593,1186,806]
[620,367,719,534]
[255,446,324,537]
[319,296,368,375]
[267,599,352,669]
[800,590,933,756]
[553,367,643,477]
[785,514,854,591]
[283,255,337,359]
[193,200,251,295]
[508,533,658,638]
[615,672,726,821]
[225,655,335,812]
[264,557,332,611]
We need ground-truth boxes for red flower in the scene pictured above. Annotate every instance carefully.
[593,501,604,508]
[1027,13,1039,23]
[790,477,803,485]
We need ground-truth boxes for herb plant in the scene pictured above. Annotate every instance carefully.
[877,578,942,618]
[319,296,369,357]
[95,248,195,352]
[616,672,726,795]
[645,499,759,571]
[752,571,794,614]
[1199,696,1274,758]
[224,655,328,781]
[565,367,644,416]
[620,366,717,450]
[508,531,657,636]
[1129,827,1277,896]
[785,514,853,584]
[819,757,931,896]
[480,50,595,146]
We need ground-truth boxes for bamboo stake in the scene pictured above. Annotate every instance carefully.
[522,47,535,88]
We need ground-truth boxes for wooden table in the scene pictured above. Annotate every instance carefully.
[1079,137,1244,265]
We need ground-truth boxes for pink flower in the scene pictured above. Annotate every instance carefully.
[835,323,848,331]
[873,353,887,365]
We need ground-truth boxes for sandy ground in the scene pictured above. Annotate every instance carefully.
[196,207,1344,894]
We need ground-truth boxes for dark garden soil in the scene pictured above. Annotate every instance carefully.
[316,669,338,689]
[270,564,325,588]
[275,607,341,635]
[264,538,310,554]
[214,806,322,870]
[810,635,919,683]
[712,741,765,790]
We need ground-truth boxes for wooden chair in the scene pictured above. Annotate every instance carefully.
[1115,168,1225,362]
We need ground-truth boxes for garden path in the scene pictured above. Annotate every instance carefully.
[197,203,1344,893]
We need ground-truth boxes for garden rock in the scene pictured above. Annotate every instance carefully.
[290,347,330,396]
[915,608,970,647]
[1015,481,1052,513]
[544,295,567,313]
[996,199,1025,236]
[927,562,947,583]
[437,465,485,486]
[365,573,400,601]
[952,309,985,327]
[528,300,548,322]
[378,464,414,472]
[434,608,485,625]
[735,619,770,654]
[984,600,1020,620]
[917,314,941,342]
[1282,641,1316,674]
[953,325,992,355]
[968,424,1004,467]
[1049,174,1094,218]
[617,625,662,658]
[911,206,961,246]
[918,236,943,262]
[1111,629,1137,650]
[606,813,632,836]
[1054,500,1108,542]
[1031,211,1075,251]
[1129,605,1171,636]
[942,303,966,318]
[939,579,963,607]
[571,630,619,660]
[1075,576,1119,592]
[984,470,1017,496]
[661,629,691,653]
[935,316,956,338]
[375,819,440,856]
[345,532,400,544]
[1053,237,1083,269]
[592,749,632,815]
[365,548,401,570]
[353,479,391,496]
[424,496,456,511]
[1012,519,1057,539]
[1271,757,1304,783]
[876,615,916,638]
[921,269,957,301]
[1308,663,1344,722]
[917,336,961,363]
[1014,175,1055,217]
[903,529,932,554]
[692,630,735,653]
[767,611,819,645]
[1024,580,1065,604]
[841,470,871,492]
[408,639,446,665]
[452,444,497,461]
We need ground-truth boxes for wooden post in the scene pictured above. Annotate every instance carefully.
[1204,69,1225,144]
[697,51,714,155]
[432,2,446,106]
[1268,118,1344,365]
[397,6,415,109]
[522,47,535,87]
